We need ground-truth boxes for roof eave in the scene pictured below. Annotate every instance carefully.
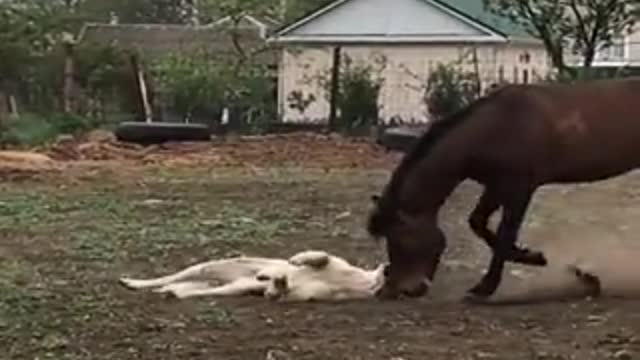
[275,0,351,36]
[507,36,545,45]
[268,34,508,44]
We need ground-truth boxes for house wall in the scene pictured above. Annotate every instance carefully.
[626,30,640,65]
[565,27,640,67]
[278,42,550,124]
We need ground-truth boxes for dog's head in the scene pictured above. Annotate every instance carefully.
[255,266,290,300]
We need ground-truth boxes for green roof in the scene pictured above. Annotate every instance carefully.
[433,0,533,39]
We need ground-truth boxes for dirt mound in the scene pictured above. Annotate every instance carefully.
[0,150,62,180]
[46,130,151,161]
[44,130,400,169]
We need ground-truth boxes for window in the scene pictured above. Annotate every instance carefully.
[594,36,627,63]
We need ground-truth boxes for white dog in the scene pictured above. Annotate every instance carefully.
[119,250,387,302]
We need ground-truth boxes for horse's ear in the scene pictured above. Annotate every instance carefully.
[370,195,380,204]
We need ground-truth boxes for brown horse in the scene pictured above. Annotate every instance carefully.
[367,77,640,300]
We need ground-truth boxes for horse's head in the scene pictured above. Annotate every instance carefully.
[367,194,445,299]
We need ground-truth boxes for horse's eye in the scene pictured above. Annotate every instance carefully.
[256,275,270,281]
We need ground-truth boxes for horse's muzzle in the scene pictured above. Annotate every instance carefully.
[375,280,429,299]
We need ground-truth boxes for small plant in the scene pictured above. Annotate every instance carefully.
[287,90,316,116]
[0,112,100,148]
[424,63,480,121]
[316,53,385,134]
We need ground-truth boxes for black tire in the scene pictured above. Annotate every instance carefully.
[376,126,426,153]
[114,121,211,145]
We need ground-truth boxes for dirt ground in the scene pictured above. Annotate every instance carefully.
[2,133,640,360]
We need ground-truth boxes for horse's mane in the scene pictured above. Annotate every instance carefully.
[368,87,503,236]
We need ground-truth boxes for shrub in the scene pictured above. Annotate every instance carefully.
[0,114,57,148]
[151,50,226,123]
[0,112,100,148]
[424,63,480,121]
[316,53,385,134]
[151,51,277,134]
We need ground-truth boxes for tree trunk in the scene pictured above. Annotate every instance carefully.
[328,46,341,132]
[581,46,597,69]
[63,42,75,113]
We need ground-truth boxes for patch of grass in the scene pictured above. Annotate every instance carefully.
[194,303,236,326]
[0,167,381,359]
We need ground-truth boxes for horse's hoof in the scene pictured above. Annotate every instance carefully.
[462,292,489,304]
[375,286,401,300]
[526,251,548,266]
[512,249,548,266]
[465,281,497,300]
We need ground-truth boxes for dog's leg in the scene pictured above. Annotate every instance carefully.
[167,277,267,299]
[119,257,286,290]
[119,262,219,290]
[153,281,212,295]
[288,250,330,269]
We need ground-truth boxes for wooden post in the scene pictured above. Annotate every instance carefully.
[7,94,18,117]
[130,53,153,123]
[328,46,341,132]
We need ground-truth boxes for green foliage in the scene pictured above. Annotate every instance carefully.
[225,62,278,134]
[424,63,480,121]
[151,51,276,132]
[316,53,385,134]
[0,114,58,147]
[151,50,226,122]
[0,0,289,130]
[0,112,99,147]
[79,0,194,24]
[74,42,130,94]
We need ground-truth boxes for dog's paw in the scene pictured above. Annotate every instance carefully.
[151,285,188,299]
[119,277,145,290]
[288,250,330,268]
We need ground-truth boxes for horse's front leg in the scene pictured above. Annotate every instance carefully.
[468,187,547,266]
[466,186,537,299]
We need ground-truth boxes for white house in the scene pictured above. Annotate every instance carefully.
[566,28,640,68]
[270,0,551,124]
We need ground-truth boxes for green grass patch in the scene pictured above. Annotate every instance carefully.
[0,167,381,359]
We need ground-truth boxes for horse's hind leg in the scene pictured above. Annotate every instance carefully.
[469,187,547,266]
